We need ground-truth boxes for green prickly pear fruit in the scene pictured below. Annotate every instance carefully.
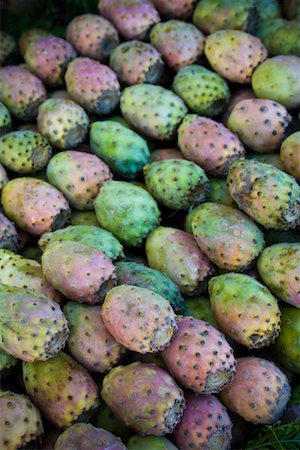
[0,348,18,378]
[207,178,235,207]
[247,152,285,171]
[0,102,12,136]
[255,18,300,57]
[280,131,300,180]
[92,400,133,442]
[183,296,219,329]
[70,211,100,227]
[128,435,178,449]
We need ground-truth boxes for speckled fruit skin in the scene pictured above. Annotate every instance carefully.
[272,306,300,374]
[0,31,17,65]
[146,226,215,296]
[191,203,265,271]
[162,317,236,394]
[25,36,76,87]
[205,30,267,84]
[46,151,112,210]
[94,180,160,247]
[150,20,205,71]
[251,56,300,109]
[127,435,178,450]
[144,159,210,210]
[255,18,300,57]
[173,394,233,450]
[0,102,12,137]
[178,115,245,177]
[209,273,281,349]
[120,84,188,140]
[150,149,184,162]
[66,14,119,62]
[102,285,177,353]
[0,391,44,450]
[63,302,125,373]
[0,212,19,252]
[207,178,235,208]
[0,130,52,174]
[280,131,300,179]
[37,99,89,150]
[0,285,69,361]
[227,159,300,230]
[257,243,300,308]
[219,357,291,424]
[99,0,160,40]
[183,296,220,329]
[70,211,100,227]
[0,163,8,191]
[110,40,164,86]
[221,86,256,126]
[23,351,99,429]
[101,362,185,436]
[18,28,50,58]
[65,57,121,115]
[1,177,71,235]
[227,99,292,153]
[0,66,47,121]
[42,241,116,304]
[152,0,196,19]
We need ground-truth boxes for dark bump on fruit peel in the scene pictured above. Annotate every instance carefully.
[66,125,87,148]
[100,35,119,60]
[95,89,120,115]
[96,276,117,303]
[51,209,71,231]
[144,60,165,85]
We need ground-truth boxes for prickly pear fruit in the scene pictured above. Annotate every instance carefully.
[178,115,245,177]
[0,102,12,136]
[191,203,265,271]
[120,84,187,140]
[90,121,150,179]
[280,131,300,179]
[219,357,291,424]
[25,36,76,87]
[0,348,18,377]
[92,400,133,442]
[23,351,99,428]
[0,285,69,361]
[257,243,300,308]
[66,14,119,62]
[173,393,233,450]
[204,30,267,84]
[0,65,47,121]
[102,285,177,353]
[128,435,178,449]
[1,177,71,235]
[150,20,205,71]
[150,149,184,162]
[110,40,165,86]
[0,163,8,191]
[65,57,121,115]
[71,211,100,227]
[94,180,160,247]
[0,212,19,252]
[152,0,196,19]
[0,391,44,450]
[207,179,235,207]
[101,362,185,436]
[144,159,209,210]
[37,99,89,150]
[46,151,112,210]
[42,241,116,304]
[221,86,256,126]
[99,0,160,40]
[183,296,219,329]
[209,273,281,348]
[18,28,50,58]
[255,18,300,57]
[0,31,17,65]
[227,159,300,230]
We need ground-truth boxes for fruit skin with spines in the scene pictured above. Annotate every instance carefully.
[0,212,19,252]
[23,351,99,429]
[255,17,300,57]
[219,356,291,424]
[0,285,69,361]
[208,273,281,349]
[102,285,177,353]
[101,362,186,436]
[280,131,300,179]
[0,102,12,137]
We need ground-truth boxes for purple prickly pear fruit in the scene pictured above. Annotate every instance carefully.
[110,40,165,86]
[162,317,236,394]
[280,131,300,179]
[219,357,291,424]
[0,31,17,65]
[101,362,185,436]
[42,241,116,304]
[227,99,292,153]
[0,163,8,190]
[0,102,12,137]
[178,115,245,177]
[0,285,69,361]
[152,0,197,19]
[37,99,89,150]
[146,226,215,296]
[63,301,125,372]
[209,273,281,349]
[1,177,71,235]
[54,423,127,450]
[205,30,267,84]
[221,86,255,126]
[0,391,44,450]
[65,57,120,115]
[150,20,205,71]
[0,212,19,252]
[18,28,50,58]
[23,351,99,429]
[102,285,177,353]
[99,0,160,40]
[173,393,233,450]
[0,66,47,121]
[25,36,76,87]
[66,14,119,62]
[150,149,184,162]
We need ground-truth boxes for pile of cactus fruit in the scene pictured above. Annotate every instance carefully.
[1,0,300,449]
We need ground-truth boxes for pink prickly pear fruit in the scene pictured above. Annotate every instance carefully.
[0,212,20,252]
[219,357,291,424]
[1,177,71,235]
[162,317,236,394]
[18,28,50,58]
[152,0,197,19]
[221,86,255,126]
[150,149,184,162]
[280,131,300,179]
[102,285,177,353]
[173,393,233,450]
[101,362,186,436]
